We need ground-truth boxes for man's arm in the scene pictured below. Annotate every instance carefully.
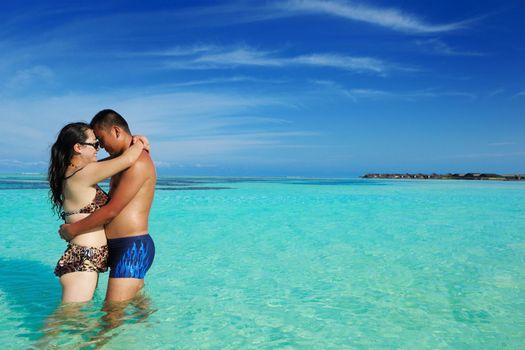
[60,154,148,240]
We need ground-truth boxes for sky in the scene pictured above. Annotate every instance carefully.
[1,0,524,176]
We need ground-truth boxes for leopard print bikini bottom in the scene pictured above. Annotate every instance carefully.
[54,243,108,277]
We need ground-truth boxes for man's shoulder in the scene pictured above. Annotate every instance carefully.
[128,151,154,172]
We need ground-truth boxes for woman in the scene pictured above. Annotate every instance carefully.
[48,122,149,303]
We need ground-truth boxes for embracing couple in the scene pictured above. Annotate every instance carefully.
[48,109,156,303]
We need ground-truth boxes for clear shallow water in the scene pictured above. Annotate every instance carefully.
[1,174,524,349]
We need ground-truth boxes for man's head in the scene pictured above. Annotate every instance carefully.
[90,109,132,155]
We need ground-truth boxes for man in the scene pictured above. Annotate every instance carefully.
[60,109,156,302]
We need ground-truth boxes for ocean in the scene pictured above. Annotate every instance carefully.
[1,174,524,349]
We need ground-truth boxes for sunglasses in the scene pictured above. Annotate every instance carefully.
[79,141,100,150]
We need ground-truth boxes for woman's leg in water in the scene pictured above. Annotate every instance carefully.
[35,273,99,349]
[60,271,99,303]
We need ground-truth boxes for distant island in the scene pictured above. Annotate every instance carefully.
[362,173,525,181]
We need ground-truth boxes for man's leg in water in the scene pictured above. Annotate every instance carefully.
[105,234,155,302]
[102,283,150,332]
[81,292,155,349]
[106,277,145,302]
[94,233,155,344]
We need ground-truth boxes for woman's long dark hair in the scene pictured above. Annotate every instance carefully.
[48,122,91,217]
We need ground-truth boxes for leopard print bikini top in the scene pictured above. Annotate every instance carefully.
[61,185,109,221]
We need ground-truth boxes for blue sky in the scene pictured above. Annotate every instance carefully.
[1,0,524,176]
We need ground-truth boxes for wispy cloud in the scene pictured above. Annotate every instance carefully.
[159,76,285,88]
[413,38,485,56]
[488,142,515,146]
[141,44,220,57]
[291,53,388,73]
[154,130,318,162]
[514,91,525,98]
[155,161,220,169]
[0,159,47,167]
[447,151,525,159]
[488,88,504,97]
[156,45,397,74]
[277,0,474,33]
[191,47,284,67]
[5,65,55,90]
[0,89,316,169]
[0,64,57,97]
[313,80,477,101]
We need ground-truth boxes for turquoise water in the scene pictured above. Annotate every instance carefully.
[1,174,525,349]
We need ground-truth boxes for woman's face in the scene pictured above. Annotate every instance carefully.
[80,129,99,162]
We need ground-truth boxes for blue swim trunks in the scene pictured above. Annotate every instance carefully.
[107,234,155,278]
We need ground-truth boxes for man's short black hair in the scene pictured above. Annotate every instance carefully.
[90,109,131,134]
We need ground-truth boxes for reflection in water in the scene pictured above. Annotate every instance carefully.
[34,292,156,349]
[2,261,157,348]
[85,292,157,349]
[0,258,61,344]
[35,301,101,349]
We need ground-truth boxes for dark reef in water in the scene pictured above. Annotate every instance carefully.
[361,173,525,181]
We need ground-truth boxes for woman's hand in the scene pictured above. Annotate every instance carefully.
[132,135,151,152]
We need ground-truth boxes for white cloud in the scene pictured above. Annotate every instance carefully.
[292,53,387,73]
[153,130,318,164]
[488,88,504,97]
[159,76,285,88]
[447,151,525,159]
[161,45,395,74]
[0,89,315,169]
[312,80,477,101]
[143,44,219,57]
[278,0,473,33]
[414,39,485,56]
[193,47,284,67]
[0,159,47,167]
[488,142,516,146]
[4,65,55,91]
